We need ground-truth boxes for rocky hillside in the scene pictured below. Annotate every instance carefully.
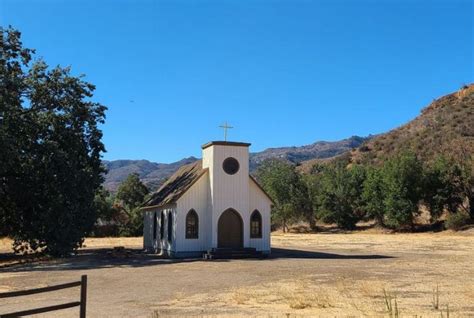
[348,84,474,166]
[249,136,370,170]
[103,136,370,192]
[103,157,198,192]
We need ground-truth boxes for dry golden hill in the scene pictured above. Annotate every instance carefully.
[300,84,474,172]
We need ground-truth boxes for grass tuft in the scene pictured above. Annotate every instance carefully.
[432,283,439,310]
[383,289,400,318]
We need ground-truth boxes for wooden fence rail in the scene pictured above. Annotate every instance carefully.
[0,275,87,318]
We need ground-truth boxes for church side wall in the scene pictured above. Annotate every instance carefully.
[248,179,272,252]
[176,172,211,253]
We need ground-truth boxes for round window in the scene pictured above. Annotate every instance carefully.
[223,157,240,175]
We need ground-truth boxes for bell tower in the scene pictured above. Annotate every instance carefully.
[201,141,251,247]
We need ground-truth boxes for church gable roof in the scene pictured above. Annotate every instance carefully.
[142,160,208,209]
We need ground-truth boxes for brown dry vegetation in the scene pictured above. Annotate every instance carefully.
[1,231,473,317]
[350,84,474,166]
[299,84,474,173]
[152,232,474,317]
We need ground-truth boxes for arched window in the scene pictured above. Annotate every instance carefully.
[153,211,157,240]
[186,209,199,239]
[160,211,165,240]
[167,211,173,242]
[250,210,262,238]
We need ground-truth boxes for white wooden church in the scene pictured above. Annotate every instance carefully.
[142,141,273,258]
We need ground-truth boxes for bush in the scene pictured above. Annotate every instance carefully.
[445,213,470,230]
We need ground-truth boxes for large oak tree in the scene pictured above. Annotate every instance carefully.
[0,27,106,256]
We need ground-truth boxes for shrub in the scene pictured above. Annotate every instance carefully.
[359,145,370,152]
[445,212,470,230]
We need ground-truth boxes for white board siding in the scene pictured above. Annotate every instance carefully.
[202,147,213,184]
[143,205,177,253]
[203,145,250,248]
[159,206,176,252]
[176,171,211,252]
[248,178,272,252]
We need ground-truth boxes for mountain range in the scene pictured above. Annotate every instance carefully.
[103,135,370,192]
[104,84,473,192]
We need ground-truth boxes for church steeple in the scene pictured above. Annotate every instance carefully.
[200,140,251,248]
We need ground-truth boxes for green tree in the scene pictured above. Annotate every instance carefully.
[94,187,117,221]
[291,176,315,230]
[363,167,385,226]
[458,152,474,220]
[423,156,466,221]
[0,27,106,256]
[381,152,424,229]
[90,188,122,237]
[304,165,325,229]
[348,164,367,217]
[315,163,365,230]
[116,173,149,210]
[256,159,314,231]
[115,173,149,236]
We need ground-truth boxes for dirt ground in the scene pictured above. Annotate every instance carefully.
[1,231,473,317]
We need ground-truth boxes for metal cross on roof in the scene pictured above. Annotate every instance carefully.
[219,122,233,141]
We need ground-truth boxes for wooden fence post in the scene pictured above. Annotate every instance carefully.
[80,275,87,318]
[0,275,86,317]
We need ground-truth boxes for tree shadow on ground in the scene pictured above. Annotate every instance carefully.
[287,220,465,234]
[1,246,393,272]
[0,248,207,272]
[288,222,388,234]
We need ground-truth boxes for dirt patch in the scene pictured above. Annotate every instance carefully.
[1,233,473,317]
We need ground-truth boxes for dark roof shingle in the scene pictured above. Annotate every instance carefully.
[143,160,207,208]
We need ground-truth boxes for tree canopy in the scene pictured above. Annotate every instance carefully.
[257,149,472,233]
[256,159,314,231]
[0,27,106,256]
[115,173,149,236]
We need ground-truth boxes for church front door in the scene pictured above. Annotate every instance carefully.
[218,209,243,248]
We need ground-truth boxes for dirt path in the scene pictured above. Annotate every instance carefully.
[1,232,473,317]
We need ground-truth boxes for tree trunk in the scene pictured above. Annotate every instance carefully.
[307,215,317,231]
[282,218,287,233]
[469,195,474,221]
[375,214,385,228]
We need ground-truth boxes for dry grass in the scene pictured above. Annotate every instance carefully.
[0,237,13,253]
[150,231,474,316]
[227,279,333,310]
[158,273,472,317]
[2,232,473,317]
[81,236,143,249]
[0,236,143,254]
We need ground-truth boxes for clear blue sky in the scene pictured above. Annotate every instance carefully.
[2,0,472,163]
